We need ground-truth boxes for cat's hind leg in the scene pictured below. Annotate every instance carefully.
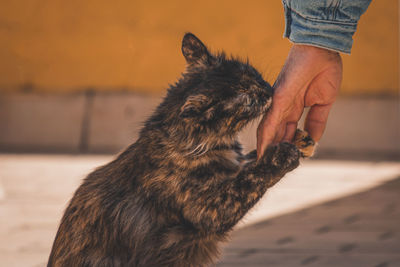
[294,129,316,158]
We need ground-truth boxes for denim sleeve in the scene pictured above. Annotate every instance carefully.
[282,0,372,54]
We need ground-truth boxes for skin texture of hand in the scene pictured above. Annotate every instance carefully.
[257,44,343,158]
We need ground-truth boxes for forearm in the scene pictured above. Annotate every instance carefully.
[282,0,372,54]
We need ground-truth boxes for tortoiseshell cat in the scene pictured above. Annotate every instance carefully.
[48,33,315,267]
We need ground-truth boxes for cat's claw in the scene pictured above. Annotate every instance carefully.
[294,129,316,158]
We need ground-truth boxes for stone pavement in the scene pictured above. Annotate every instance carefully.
[0,154,399,267]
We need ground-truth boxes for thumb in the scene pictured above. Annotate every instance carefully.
[304,104,332,142]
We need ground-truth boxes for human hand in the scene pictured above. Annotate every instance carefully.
[257,44,343,158]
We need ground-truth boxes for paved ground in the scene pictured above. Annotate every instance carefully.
[0,154,399,267]
[219,177,400,267]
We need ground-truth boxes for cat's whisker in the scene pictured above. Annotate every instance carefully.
[185,142,205,156]
[194,143,209,157]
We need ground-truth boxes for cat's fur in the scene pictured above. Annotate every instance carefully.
[48,33,313,267]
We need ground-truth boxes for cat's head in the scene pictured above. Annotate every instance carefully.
[155,33,273,139]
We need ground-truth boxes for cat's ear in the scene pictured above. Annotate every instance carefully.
[182,33,211,66]
[180,94,211,118]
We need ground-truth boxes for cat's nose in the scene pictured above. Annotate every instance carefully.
[263,84,274,97]
[260,84,273,100]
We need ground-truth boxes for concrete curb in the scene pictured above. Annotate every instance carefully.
[0,92,399,160]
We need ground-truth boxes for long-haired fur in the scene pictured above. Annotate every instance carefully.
[48,33,306,267]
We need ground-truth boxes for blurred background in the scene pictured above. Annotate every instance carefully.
[0,0,398,157]
[0,0,399,266]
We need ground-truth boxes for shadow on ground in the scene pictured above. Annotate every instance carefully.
[218,177,400,267]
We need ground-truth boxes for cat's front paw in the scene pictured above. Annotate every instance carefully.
[260,142,300,173]
[294,129,316,158]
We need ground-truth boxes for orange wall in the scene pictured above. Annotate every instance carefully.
[0,0,398,95]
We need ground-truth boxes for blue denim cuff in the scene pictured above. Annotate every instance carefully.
[283,3,356,54]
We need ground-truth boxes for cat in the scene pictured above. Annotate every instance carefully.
[47,33,315,267]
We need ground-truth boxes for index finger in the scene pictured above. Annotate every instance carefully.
[256,108,281,158]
